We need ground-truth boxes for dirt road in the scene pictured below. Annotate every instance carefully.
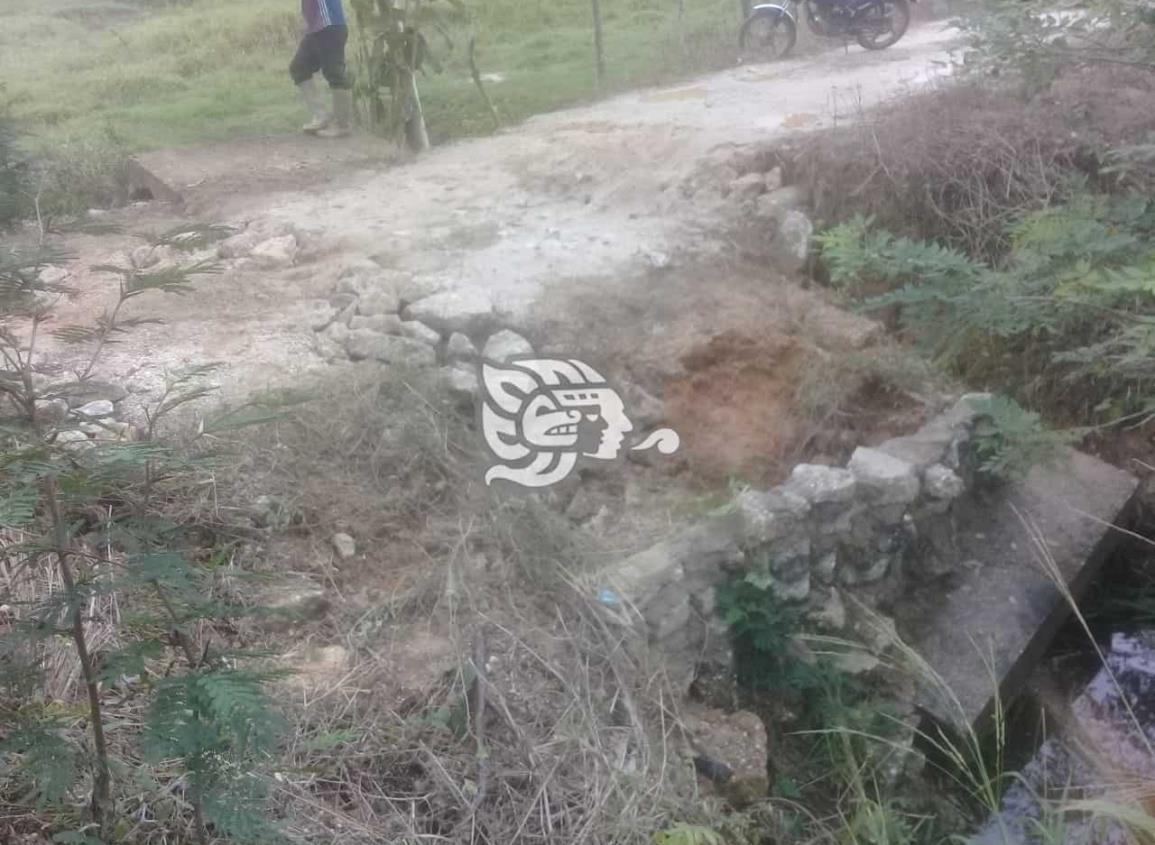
[51,24,958,465]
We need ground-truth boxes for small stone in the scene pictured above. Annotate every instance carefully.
[73,400,115,419]
[259,577,330,626]
[447,332,478,362]
[925,464,965,500]
[736,488,810,545]
[349,314,403,334]
[848,447,920,505]
[729,172,768,198]
[785,464,857,505]
[357,288,401,317]
[331,533,356,560]
[326,321,351,346]
[250,235,299,268]
[482,329,533,362]
[345,331,437,367]
[251,494,295,529]
[401,320,442,348]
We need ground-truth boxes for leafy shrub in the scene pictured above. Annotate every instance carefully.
[966,395,1078,482]
[0,228,294,843]
[819,194,1155,420]
[958,0,1155,90]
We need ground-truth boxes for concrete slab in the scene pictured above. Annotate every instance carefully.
[907,449,1138,729]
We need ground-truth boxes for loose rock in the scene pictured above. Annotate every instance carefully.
[771,210,813,273]
[729,172,768,199]
[345,330,437,367]
[785,464,857,505]
[73,400,115,419]
[925,464,965,500]
[250,235,299,268]
[401,320,442,348]
[331,533,356,560]
[349,314,403,334]
[848,447,920,505]
[404,289,497,335]
[357,288,401,317]
[482,329,533,362]
[447,332,478,362]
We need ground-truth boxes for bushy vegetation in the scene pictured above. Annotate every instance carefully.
[818,192,1155,425]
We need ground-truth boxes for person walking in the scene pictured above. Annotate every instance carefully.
[291,0,353,138]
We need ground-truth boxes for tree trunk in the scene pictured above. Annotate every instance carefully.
[48,480,114,841]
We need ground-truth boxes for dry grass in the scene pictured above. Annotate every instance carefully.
[208,363,724,844]
[792,66,1155,261]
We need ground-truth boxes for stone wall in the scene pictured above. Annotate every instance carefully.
[594,393,992,691]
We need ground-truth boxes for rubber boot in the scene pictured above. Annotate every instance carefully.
[297,78,331,134]
[317,88,353,139]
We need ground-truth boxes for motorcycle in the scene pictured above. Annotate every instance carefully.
[739,0,913,60]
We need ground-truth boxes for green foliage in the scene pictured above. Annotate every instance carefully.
[967,395,1076,482]
[820,195,1155,420]
[0,225,291,842]
[958,0,1155,90]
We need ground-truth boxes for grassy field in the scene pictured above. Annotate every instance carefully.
[0,0,744,152]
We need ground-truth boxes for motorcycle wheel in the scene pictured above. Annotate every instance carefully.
[801,0,834,36]
[739,8,798,61]
[854,0,910,50]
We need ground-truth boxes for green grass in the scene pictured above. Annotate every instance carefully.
[0,0,745,152]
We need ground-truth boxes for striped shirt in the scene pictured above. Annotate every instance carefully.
[302,0,346,33]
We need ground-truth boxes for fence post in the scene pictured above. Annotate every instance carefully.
[591,0,606,90]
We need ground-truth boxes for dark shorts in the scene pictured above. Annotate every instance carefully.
[290,25,350,89]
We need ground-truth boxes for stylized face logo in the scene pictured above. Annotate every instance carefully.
[479,357,679,488]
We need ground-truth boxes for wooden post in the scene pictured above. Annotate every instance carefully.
[591,0,606,90]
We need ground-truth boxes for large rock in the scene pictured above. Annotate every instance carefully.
[349,314,403,334]
[482,329,533,362]
[754,186,804,224]
[357,288,401,317]
[250,235,299,269]
[404,289,497,335]
[679,706,771,798]
[736,488,810,545]
[401,320,442,348]
[440,364,479,405]
[770,210,813,273]
[345,331,437,367]
[848,447,920,506]
[784,464,857,505]
[73,400,115,419]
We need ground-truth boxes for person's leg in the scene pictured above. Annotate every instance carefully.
[291,34,330,134]
[316,26,353,138]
